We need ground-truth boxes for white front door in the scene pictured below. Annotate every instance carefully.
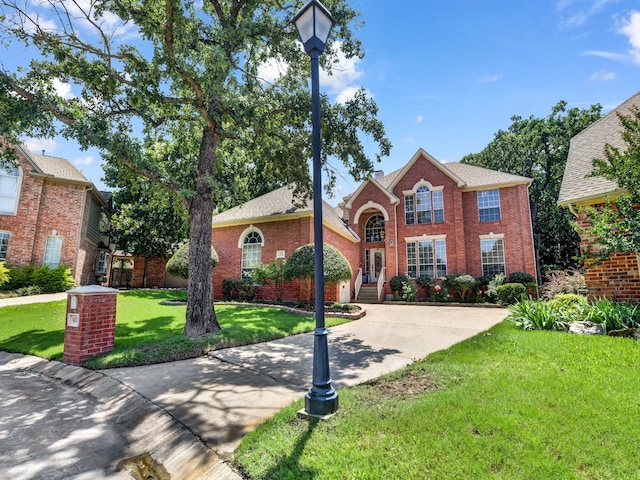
[369,249,385,283]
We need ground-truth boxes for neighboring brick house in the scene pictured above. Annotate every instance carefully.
[212,148,537,302]
[0,144,109,286]
[558,91,640,302]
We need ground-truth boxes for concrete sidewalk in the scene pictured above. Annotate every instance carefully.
[1,303,508,479]
[0,291,67,307]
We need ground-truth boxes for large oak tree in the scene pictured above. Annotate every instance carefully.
[0,0,390,336]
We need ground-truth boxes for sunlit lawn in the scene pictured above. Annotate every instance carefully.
[0,289,350,368]
[235,321,640,479]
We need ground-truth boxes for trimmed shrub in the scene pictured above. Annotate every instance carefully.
[0,264,36,291]
[455,274,478,302]
[389,275,411,295]
[221,278,258,302]
[416,276,434,298]
[496,283,526,305]
[486,273,505,303]
[548,293,588,311]
[508,271,536,284]
[32,265,74,292]
[166,242,218,279]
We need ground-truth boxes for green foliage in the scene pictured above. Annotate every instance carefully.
[401,280,416,301]
[389,275,411,294]
[508,299,567,331]
[586,298,640,332]
[283,243,352,286]
[165,243,218,280]
[541,269,586,299]
[251,260,287,304]
[0,262,9,287]
[32,265,74,293]
[547,293,588,311]
[454,274,478,302]
[221,279,258,302]
[0,264,36,291]
[486,273,505,303]
[415,276,434,297]
[16,285,42,296]
[431,283,449,301]
[508,271,536,284]
[462,101,602,271]
[582,105,640,259]
[496,283,527,305]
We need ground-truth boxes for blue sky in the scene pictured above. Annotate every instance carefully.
[13,0,640,204]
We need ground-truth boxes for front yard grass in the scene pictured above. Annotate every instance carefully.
[234,321,640,479]
[0,289,351,368]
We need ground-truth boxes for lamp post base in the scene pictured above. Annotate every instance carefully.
[304,389,339,417]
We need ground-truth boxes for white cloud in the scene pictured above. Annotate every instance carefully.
[321,42,366,104]
[478,74,500,83]
[582,50,626,61]
[416,115,424,124]
[402,136,415,144]
[589,70,616,80]
[74,156,94,166]
[257,57,289,84]
[53,79,75,99]
[619,10,640,63]
[24,137,57,155]
[558,0,616,28]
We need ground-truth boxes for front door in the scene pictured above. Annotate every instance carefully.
[369,249,385,283]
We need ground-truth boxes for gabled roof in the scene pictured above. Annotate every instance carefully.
[211,185,359,242]
[16,145,91,184]
[558,91,640,206]
[388,148,466,190]
[343,174,400,209]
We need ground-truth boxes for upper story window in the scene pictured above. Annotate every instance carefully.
[404,184,444,225]
[365,215,385,242]
[0,166,21,215]
[0,231,9,261]
[478,189,501,222]
[241,230,263,278]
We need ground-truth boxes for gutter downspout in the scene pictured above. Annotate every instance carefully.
[394,202,399,276]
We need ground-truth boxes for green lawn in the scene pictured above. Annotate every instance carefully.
[235,321,640,479]
[0,290,351,368]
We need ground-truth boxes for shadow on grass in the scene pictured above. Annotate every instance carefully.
[118,289,187,301]
[0,329,65,359]
[262,418,319,480]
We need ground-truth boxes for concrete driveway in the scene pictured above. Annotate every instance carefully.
[105,303,508,454]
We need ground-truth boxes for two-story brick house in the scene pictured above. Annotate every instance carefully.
[0,144,109,285]
[212,148,537,302]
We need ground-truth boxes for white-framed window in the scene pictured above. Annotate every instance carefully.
[0,231,9,261]
[478,189,501,222]
[43,236,63,268]
[406,237,447,279]
[365,214,385,242]
[96,250,108,275]
[241,230,263,278]
[481,236,505,277]
[0,166,21,215]
[404,184,444,225]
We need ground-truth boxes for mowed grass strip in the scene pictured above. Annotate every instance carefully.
[234,321,640,480]
[0,290,350,368]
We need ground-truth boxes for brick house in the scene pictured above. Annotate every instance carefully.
[212,148,537,302]
[558,91,640,302]
[0,144,109,285]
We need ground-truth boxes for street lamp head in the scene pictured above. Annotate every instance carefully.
[293,0,335,54]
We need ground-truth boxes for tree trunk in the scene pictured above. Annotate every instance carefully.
[184,126,221,337]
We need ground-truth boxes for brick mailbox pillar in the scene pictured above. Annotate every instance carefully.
[63,285,118,365]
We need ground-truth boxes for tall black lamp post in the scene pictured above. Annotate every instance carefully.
[293,0,338,417]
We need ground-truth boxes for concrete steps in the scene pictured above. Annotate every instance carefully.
[356,285,381,303]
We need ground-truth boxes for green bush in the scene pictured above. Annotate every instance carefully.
[542,269,586,299]
[389,275,410,294]
[587,298,640,332]
[16,285,41,296]
[496,283,526,305]
[0,264,36,291]
[221,278,258,302]
[415,276,434,298]
[548,293,588,311]
[486,273,505,303]
[166,242,218,279]
[508,271,536,284]
[401,280,416,301]
[251,260,287,303]
[455,274,478,302]
[32,265,74,292]
[0,262,9,287]
[508,299,568,331]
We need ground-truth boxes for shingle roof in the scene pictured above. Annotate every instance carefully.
[211,185,358,240]
[443,162,531,189]
[28,152,90,184]
[558,91,640,206]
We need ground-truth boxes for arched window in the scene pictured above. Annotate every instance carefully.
[242,231,263,278]
[365,215,385,242]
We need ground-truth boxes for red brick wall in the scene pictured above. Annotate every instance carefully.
[130,255,168,288]
[575,211,640,302]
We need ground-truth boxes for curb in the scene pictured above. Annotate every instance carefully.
[0,351,241,480]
